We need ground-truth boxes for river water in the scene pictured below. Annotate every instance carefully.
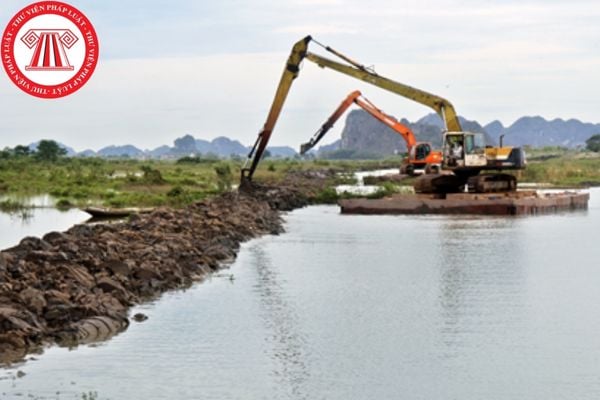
[1,189,599,399]
[0,195,89,250]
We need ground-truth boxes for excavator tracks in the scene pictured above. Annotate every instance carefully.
[467,173,517,193]
[415,173,517,194]
[413,173,466,194]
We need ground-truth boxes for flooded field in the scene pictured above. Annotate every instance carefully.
[0,195,89,250]
[1,189,598,399]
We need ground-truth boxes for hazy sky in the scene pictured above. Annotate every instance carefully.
[1,0,599,151]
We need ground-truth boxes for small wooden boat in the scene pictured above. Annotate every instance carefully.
[82,207,154,218]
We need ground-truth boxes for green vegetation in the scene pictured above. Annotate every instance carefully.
[36,140,67,161]
[0,148,404,208]
[55,198,74,210]
[586,134,600,152]
[0,154,226,208]
[367,182,401,199]
[214,163,232,192]
[313,187,340,204]
[0,199,28,213]
[520,156,600,186]
[0,143,598,210]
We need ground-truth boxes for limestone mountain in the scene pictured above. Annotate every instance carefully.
[97,145,145,158]
[320,110,489,157]
[317,111,600,156]
[484,117,600,148]
[74,135,296,159]
[23,113,600,160]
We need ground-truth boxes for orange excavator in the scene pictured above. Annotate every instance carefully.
[299,90,442,175]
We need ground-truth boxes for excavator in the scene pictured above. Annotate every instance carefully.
[241,36,526,194]
[298,90,442,176]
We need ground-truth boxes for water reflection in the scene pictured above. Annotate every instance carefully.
[0,194,58,208]
[0,190,597,399]
[0,207,89,250]
[436,217,526,359]
[249,245,311,400]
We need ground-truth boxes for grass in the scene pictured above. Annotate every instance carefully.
[519,155,600,187]
[0,199,29,213]
[0,151,597,209]
[0,157,228,208]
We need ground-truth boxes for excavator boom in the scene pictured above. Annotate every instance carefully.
[300,90,362,155]
[241,37,311,182]
[242,36,461,182]
[304,52,461,132]
[300,90,418,155]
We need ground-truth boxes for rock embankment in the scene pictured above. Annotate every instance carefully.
[0,173,331,364]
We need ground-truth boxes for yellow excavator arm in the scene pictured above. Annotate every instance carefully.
[303,52,461,132]
[241,35,461,182]
[241,37,311,182]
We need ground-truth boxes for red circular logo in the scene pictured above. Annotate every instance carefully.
[1,1,99,99]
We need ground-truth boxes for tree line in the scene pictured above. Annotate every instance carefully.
[0,140,67,161]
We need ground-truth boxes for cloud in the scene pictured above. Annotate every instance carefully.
[0,0,599,151]
[274,25,358,35]
[289,0,344,4]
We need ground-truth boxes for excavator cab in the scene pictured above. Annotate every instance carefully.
[442,132,487,170]
[412,143,431,161]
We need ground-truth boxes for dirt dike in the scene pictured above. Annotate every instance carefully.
[0,171,333,365]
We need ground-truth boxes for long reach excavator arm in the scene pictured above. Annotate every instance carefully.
[241,35,461,182]
[299,90,417,155]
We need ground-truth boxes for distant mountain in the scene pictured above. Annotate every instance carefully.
[97,145,145,158]
[20,113,600,161]
[414,114,495,144]
[484,116,600,148]
[66,135,299,159]
[77,149,96,157]
[317,111,600,158]
[484,120,504,139]
[314,139,341,155]
[174,135,197,155]
[325,111,491,157]
[147,145,172,158]
[210,136,248,156]
[267,146,296,158]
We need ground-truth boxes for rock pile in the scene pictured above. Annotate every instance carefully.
[0,182,322,364]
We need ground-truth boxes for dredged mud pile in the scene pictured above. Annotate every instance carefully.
[0,172,333,364]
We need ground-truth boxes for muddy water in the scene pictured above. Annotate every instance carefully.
[2,189,599,399]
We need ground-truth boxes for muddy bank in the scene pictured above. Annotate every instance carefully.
[0,171,333,365]
[362,174,409,185]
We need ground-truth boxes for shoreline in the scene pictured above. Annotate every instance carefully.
[0,172,331,365]
[0,169,595,365]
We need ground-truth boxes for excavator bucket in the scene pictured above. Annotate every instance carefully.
[299,142,313,155]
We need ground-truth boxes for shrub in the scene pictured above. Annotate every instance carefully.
[586,134,600,152]
[56,198,73,210]
[140,166,165,184]
[313,187,339,204]
[214,163,232,192]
